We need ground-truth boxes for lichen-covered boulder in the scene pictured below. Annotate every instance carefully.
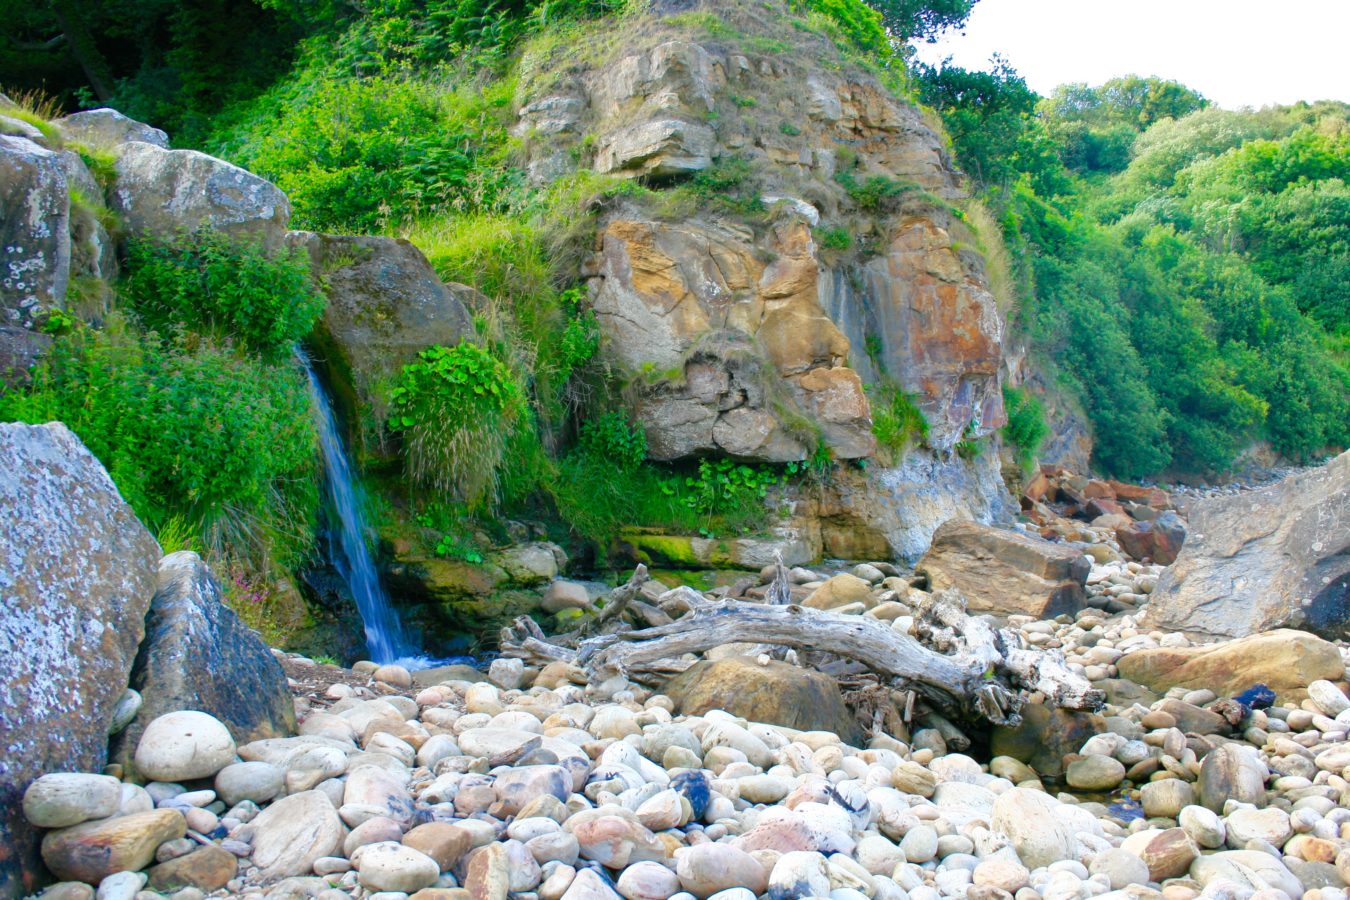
[110,141,290,250]
[110,551,296,777]
[0,423,161,896]
[0,135,70,328]
[916,519,1089,617]
[1145,451,1350,638]
[54,108,169,150]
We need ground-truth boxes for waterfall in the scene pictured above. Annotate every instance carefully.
[298,350,414,665]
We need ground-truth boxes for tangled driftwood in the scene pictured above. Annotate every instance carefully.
[500,565,1104,729]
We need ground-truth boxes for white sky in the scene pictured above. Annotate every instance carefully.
[911,0,1350,110]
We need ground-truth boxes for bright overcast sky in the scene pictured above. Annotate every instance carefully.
[911,0,1350,110]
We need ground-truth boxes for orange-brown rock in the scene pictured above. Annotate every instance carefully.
[1117,630,1343,703]
[916,519,1089,617]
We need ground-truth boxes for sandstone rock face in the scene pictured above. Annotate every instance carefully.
[1116,629,1342,703]
[820,215,1004,449]
[110,141,290,250]
[0,134,70,328]
[514,20,1007,483]
[593,217,871,461]
[290,232,476,433]
[55,109,169,149]
[111,551,295,776]
[1146,452,1350,638]
[916,519,1089,617]
[0,423,161,896]
[661,657,863,746]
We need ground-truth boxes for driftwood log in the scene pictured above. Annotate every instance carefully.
[501,572,1104,728]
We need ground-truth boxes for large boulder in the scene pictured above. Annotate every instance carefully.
[0,135,70,328]
[661,656,864,746]
[289,232,476,438]
[1115,511,1186,565]
[1145,452,1350,638]
[54,108,169,149]
[0,423,161,896]
[1116,630,1343,703]
[110,552,296,777]
[916,519,1089,618]
[109,141,290,251]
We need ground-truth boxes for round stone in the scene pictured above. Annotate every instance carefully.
[214,762,283,807]
[23,774,122,828]
[1140,779,1194,819]
[134,711,236,781]
[1065,754,1126,792]
[1090,847,1151,889]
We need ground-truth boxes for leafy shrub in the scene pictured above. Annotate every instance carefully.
[817,226,853,251]
[578,411,647,470]
[217,74,518,232]
[388,341,523,508]
[122,230,325,358]
[681,457,779,522]
[1001,385,1049,471]
[870,382,930,464]
[0,317,319,564]
[797,0,892,58]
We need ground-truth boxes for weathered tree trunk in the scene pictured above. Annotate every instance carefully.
[501,586,1103,728]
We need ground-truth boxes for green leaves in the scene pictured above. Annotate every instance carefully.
[122,230,325,359]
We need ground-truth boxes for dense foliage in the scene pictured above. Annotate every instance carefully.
[123,230,325,358]
[0,316,319,564]
[917,60,1350,476]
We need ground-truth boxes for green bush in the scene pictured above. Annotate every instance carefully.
[1001,385,1049,471]
[870,382,929,464]
[578,411,647,470]
[216,74,518,233]
[817,226,853,250]
[122,230,325,358]
[0,318,319,564]
[388,341,523,508]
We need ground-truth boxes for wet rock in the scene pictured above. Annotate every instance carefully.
[990,704,1105,779]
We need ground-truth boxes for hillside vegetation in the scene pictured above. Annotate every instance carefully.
[2,0,1346,642]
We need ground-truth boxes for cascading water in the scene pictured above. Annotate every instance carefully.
[299,350,414,665]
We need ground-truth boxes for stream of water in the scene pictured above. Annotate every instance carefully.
[299,350,416,666]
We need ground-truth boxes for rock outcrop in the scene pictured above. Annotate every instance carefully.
[110,141,290,251]
[0,134,70,328]
[290,232,477,443]
[516,5,1011,487]
[110,552,297,778]
[916,519,1090,618]
[0,422,162,896]
[1145,451,1350,638]
[54,108,169,150]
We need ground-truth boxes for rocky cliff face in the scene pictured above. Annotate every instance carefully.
[517,1,1016,552]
